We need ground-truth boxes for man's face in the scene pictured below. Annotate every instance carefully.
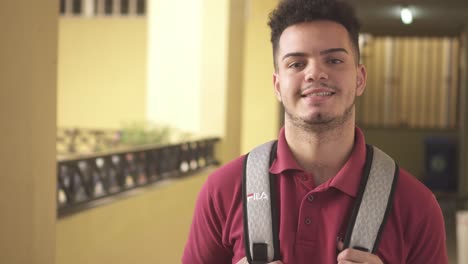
[273,20,366,130]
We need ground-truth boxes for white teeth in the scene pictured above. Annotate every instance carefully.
[309,92,333,96]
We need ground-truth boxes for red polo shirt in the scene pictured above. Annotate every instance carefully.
[182,128,448,263]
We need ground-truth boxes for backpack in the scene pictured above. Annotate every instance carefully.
[242,140,399,263]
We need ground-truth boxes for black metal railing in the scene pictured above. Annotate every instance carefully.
[57,138,220,217]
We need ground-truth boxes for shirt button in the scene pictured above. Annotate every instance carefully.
[307,195,314,202]
[305,218,312,225]
[301,176,308,181]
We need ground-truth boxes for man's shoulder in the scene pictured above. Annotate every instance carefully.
[204,155,246,193]
[395,168,434,200]
[388,168,448,262]
[393,168,441,220]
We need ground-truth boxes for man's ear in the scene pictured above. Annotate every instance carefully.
[356,64,367,96]
[273,73,282,102]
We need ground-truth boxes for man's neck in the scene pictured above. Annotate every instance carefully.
[284,120,356,185]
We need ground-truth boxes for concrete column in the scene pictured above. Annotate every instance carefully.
[214,0,247,163]
[0,1,57,264]
[241,0,280,153]
[460,30,468,197]
[200,0,229,139]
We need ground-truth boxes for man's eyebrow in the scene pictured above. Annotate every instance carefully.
[319,48,349,55]
[281,48,349,61]
[281,52,308,61]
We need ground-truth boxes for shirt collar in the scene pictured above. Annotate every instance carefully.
[328,127,367,197]
[269,126,367,198]
[270,127,303,174]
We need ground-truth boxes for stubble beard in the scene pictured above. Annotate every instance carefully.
[284,95,356,134]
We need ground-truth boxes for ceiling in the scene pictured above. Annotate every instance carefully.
[346,0,468,36]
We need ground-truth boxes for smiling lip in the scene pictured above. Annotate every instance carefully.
[301,88,336,97]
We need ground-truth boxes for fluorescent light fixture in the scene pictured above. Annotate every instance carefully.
[401,7,413,24]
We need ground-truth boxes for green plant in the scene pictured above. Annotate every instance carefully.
[119,121,172,146]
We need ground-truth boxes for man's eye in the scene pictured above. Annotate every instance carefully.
[288,62,304,69]
[328,58,344,64]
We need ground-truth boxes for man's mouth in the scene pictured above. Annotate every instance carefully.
[302,91,335,97]
[301,89,336,97]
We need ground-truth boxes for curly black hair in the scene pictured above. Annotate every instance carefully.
[268,0,361,70]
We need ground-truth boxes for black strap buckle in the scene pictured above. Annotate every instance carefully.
[252,243,268,264]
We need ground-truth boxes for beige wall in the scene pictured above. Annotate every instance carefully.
[58,17,147,129]
[364,128,458,179]
[241,0,280,153]
[56,173,208,264]
[0,2,57,264]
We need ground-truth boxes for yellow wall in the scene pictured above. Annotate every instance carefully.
[216,0,246,163]
[58,17,147,129]
[200,0,229,137]
[56,172,209,264]
[241,0,280,153]
[0,1,57,264]
[364,128,458,179]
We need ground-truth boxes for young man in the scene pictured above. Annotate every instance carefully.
[183,0,448,263]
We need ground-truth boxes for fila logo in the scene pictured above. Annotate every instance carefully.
[247,192,269,202]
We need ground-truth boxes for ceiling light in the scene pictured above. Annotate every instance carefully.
[401,7,413,24]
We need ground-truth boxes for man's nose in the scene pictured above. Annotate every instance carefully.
[304,62,328,82]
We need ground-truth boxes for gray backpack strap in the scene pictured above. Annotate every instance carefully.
[242,142,399,260]
[242,140,280,264]
[343,145,399,253]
